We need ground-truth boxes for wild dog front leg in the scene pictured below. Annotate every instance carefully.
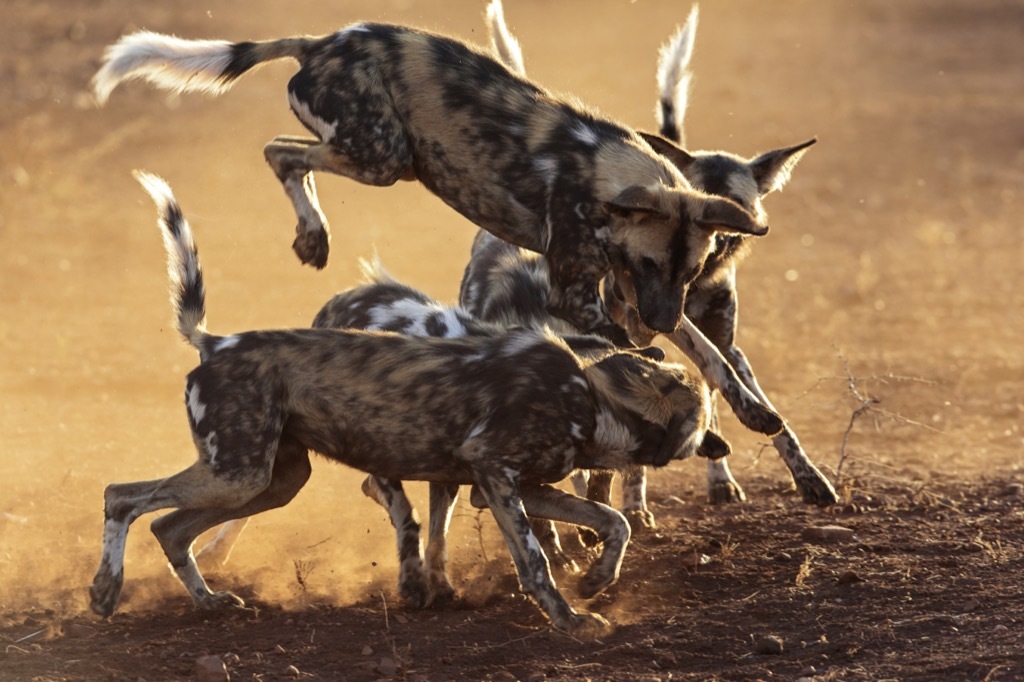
[667,317,783,436]
[361,476,429,608]
[544,226,635,349]
[704,405,746,504]
[518,483,630,601]
[723,345,838,506]
[263,137,412,268]
[471,470,612,639]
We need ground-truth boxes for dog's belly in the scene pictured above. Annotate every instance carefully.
[413,162,546,254]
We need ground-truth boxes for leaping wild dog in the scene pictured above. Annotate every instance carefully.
[485,0,837,508]
[91,20,768,347]
[90,172,723,637]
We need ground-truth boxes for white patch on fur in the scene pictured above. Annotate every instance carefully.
[571,121,599,147]
[204,432,219,468]
[288,92,339,142]
[570,375,589,389]
[187,382,206,425]
[214,335,240,352]
[501,331,544,357]
[570,422,585,440]
[341,22,372,35]
[574,202,586,220]
[368,299,467,338]
[594,226,611,242]
[467,420,489,441]
[533,157,558,192]
[593,409,640,459]
[92,31,235,104]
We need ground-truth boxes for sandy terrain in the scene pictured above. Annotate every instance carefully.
[1,0,1022,679]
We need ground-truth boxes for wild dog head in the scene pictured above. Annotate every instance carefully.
[585,350,713,467]
[641,132,816,228]
[599,148,768,333]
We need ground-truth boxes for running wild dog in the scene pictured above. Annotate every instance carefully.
[204,258,730,607]
[486,0,837,507]
[91,173,720,636]
[92,21,768,346]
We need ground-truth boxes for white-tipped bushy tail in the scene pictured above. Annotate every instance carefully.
[486,0,526,76]
[93,32,236,104]
[134,171,208,351]
[92,31,311,105]
[656,4,699,145]
[356,251,397,285]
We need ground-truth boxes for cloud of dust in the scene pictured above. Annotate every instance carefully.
[0,459,519,619]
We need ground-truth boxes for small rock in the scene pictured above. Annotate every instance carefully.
[837,570,865,585]
[274,644,287,654]
[489,672,517,682]
[361,645,374,656]
[753,635,784,655]
[802,525,857,543]
[1002,483,1023,497]
[284,665,301,677]
[394,614,409,624]
[801,666,817,676]
[195,655,229,682]
[377,657,398,675]
[993,624,1009,633]
[527,673,547,682]
[773,551,793,562]
[962,599,979,612]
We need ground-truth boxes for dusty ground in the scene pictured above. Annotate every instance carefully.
[1,0,1022,680]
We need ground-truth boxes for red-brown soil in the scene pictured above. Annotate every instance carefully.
[2,1,1021,680]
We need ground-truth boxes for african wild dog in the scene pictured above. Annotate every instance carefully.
[200,255,734,601]
[91,172,721,636]
[485,0,837,509]
[92,20,768,347]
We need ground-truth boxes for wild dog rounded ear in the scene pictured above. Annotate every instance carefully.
[697,430,731,460]
[637,131,696,171]
[603,185,668,223]
[750,137,817,195]
[695,196,769,237]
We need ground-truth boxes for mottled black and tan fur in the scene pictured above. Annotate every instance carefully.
[90,174,718,637]
[92,20,768,345]
[486,0,836,507]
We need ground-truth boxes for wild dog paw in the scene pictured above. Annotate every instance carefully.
[708,481,747,505]
[739,403,784,436]
[195,590,247,611]
[427,576,457,607]
[546,548,581,576]
[797,473,839,506]
[89,567,124,618]
[399,576,431,609]
[624,509,657,533]
[292,222,330,269]
[575,527,600,549]
[561,611,614,640]
[577,565,617,599]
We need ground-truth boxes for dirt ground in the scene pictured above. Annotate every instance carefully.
[2,0,1022,680]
